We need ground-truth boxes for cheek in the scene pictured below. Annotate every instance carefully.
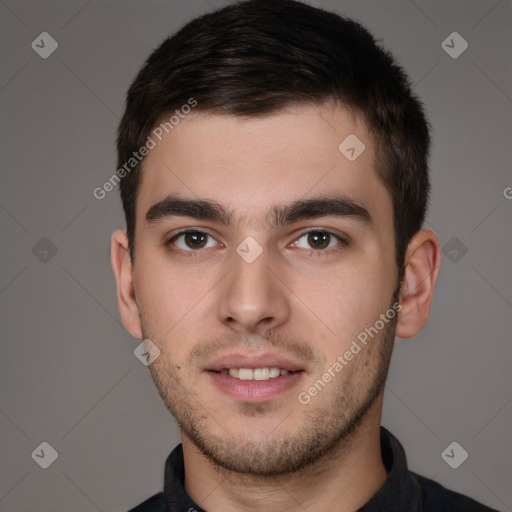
[297,267,394,355]
[134,256,199,336]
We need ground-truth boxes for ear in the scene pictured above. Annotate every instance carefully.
[395,229,441,339]
[111,230,142,339]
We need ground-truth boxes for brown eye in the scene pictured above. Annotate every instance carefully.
[183,232,208,249]
[168,231,217,252]
[307,231,330,249]
[291,230,345,252]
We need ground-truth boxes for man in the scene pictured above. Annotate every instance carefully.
[111,1,498,510]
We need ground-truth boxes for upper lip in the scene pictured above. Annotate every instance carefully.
[205,352,306,372]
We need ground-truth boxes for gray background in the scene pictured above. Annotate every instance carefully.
[0,0,511,511]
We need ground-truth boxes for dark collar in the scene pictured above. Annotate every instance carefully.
[357,427,421,511]
[162,426,420,512]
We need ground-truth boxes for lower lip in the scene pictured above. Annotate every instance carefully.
[206,371,304,401]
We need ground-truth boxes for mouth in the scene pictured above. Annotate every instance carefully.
[204,354,306,401]
[211,367,299,381]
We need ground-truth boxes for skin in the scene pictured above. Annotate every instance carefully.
[111,102,441,512]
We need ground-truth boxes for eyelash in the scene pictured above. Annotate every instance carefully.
[165,228,347,257]
[165,229,220,257]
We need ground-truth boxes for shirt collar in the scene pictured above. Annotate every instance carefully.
[357,427,421,511]
[162,426,420,512]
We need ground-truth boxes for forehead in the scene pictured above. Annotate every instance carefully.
[136,103,391,231]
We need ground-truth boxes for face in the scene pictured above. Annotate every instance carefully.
[131,103,400,475]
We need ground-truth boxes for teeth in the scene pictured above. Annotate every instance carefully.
[238,368,253,380]
[253,367,269,380]
[268,367,280,378]
[222,367,292,381]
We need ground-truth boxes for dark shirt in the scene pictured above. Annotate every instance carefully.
[128,426,499,511]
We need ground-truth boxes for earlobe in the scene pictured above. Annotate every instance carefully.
[395,230,441,339]
[111,230,143,339]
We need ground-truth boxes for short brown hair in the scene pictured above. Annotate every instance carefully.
[117,0,431,274]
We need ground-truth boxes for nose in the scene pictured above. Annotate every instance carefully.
[216,244,291,335]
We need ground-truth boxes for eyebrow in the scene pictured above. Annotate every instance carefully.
[144,194,372,229]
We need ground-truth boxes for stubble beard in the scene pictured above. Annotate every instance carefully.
[144,292,398,477]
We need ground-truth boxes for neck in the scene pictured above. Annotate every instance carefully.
[182,395,388,512]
